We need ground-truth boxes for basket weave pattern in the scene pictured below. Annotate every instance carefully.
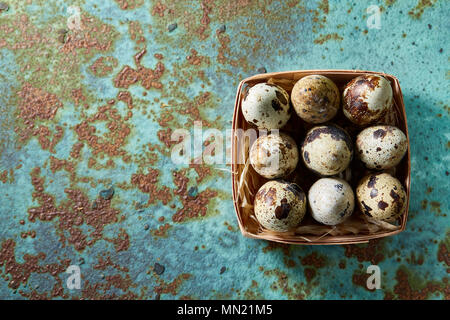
[231,70,411,245]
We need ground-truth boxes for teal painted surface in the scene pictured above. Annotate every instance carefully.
[0,0,448,299]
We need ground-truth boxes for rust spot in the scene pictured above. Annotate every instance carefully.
[27,167,121,252]
[262,242,290,256]
[263,269,305,299]
[408,0,437,19]
[74,104,131,158]
[0,239,71,292]
[313,33,343,44]
[151,223,172,237]
[15,83,64,146]
[391,268,448,299]
[70,142,84,159]
[284,259,296,268]
[157,127,178,149]
[115,0,144,10]
[151,1,167,17]
[352,271,375,291]
[89,56,118,77]
[300,252,326,268]
[186,49,206,66]
[429,201,441,214]
[153,273,191,297]
[71,88,86,106]
[304,268,316,282]
[189,163,212,184]
[114,49,165,90]
[106,229,130,252]
[93,256,129,273]
[0,170,8,184]
[128,20,146,44]
[131,169,172,205]
[437,241,450,266]
[318,0,329,14]
[343,239,385,264]
[421,199,428,209]
[171,170,217,222]
[117,91,133,108]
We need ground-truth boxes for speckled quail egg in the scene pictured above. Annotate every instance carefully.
[356,173,407,222]
[308,178,355,225]
[250,133,299,179]
[291,75,340,124]
[356,125,408,170]
[241,82,291,129]
[254,180,307,232]
[301,125,353,176]
[343,74,393,126]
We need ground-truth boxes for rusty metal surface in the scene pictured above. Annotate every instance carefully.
[0,0,448,299]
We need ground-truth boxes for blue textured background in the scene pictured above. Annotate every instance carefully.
[0,0,448,299]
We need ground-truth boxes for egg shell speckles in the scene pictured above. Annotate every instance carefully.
[291,75,340,124]
[301,125,353,176]
[242,82,291,129]
[343,74,393,126]
[308,178,355,225]
[356,173,406,222]
[356,125,408,170]
[254,180,307,232]
[250,133,299,179]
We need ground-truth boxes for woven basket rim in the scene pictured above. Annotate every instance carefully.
[231,69,411,245]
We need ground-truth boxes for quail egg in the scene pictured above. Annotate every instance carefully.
[356,173,407,222]
[254,180,307,232]
[250,133,299,179]
[291,75,340,124]
[308,178,355,225]
[301,125,353,176]
[356,125,408,170]
[242,82,291,129]
[343,74,393,126]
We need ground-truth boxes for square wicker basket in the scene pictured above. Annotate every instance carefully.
[231,70,411,245]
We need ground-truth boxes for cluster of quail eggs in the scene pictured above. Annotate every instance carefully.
[242,74,408,232]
